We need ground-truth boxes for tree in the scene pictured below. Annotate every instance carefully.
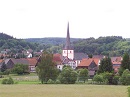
[36,51,59,84]
[78,68,88,83]
[98,57,113,73]
[58,66,78,84]
[120,69,130,85]
[121,53,130,71]
[13,64,29,75]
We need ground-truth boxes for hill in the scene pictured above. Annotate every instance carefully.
[1,33,130,57]
[0,33,37,52]
[73,36,130,56]
[25,37,81,45]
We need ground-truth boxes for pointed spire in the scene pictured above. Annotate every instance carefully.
[65,22,71,49]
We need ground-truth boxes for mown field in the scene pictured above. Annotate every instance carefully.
[0,73,129,97]
[0,84,128,97]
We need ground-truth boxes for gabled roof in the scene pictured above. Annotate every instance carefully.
[27,58,37,66]
[93,58,100,65]
[74,53,88,60]
[78,58,93,67]
[4,59,11,64]
[78,58,100,67]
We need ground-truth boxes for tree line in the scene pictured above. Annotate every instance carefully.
[36,51,130,85]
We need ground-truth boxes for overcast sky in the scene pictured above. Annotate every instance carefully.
[0,0,130,39]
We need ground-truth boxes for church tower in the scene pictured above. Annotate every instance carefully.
[62,22,74,59]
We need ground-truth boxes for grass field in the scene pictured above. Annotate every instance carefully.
[0,84,128,97]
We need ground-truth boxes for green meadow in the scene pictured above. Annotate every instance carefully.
[0,74,129,97]
[0,84,128,97]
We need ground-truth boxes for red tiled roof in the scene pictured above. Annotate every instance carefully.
[93,58,100,65]
[53,54,62,62]
[78,58,93,67]
[53,53,62,65]
[78,58,100,66]
[78,58,100,67]
[27,58,37,66]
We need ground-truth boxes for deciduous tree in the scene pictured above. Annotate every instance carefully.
[78,68,88,83]
[36,51,59,84]
[58,66,77,84]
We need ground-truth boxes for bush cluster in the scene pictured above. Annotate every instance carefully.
[1,76,14,84]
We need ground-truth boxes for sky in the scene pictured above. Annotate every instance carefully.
[0,0,130,39]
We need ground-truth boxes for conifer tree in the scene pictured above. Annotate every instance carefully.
[98,57,113,73]
[121,53,130,70]
[119,53,130,76]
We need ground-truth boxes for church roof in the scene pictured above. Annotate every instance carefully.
[74,53,88,60]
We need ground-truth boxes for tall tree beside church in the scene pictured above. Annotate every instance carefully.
[36,51,59,84]
[98,57,113,73]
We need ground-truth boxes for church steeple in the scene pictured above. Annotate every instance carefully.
[62,22,74,60]
[65,22,71,49]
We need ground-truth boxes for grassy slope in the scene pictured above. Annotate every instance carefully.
[0,84,128,97]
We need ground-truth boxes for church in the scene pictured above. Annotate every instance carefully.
[56,22,88,70]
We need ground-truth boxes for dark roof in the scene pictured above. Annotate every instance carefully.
[74,53,88,60]
[11,58,28,65]
[93,55,104,59]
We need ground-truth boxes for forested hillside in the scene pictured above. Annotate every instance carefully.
[0,33,38,52]
[1,33,130,57]
[25,37,81,45]
[73,36,130,56]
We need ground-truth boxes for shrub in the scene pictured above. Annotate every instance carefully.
[13,64,29,75]
[78,68,88,83]
[3,69,10,75]
[101,72,113,84]
[1,78,8,84]
[1,76,14,84]
[47,79,54,84]
[120,69,130,85]
[112,75,120,85]
[55,80,61,84]
[58,67,78,84]
[93,74,103,84]
[7,77,14,84]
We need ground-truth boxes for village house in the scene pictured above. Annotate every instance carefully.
[0,58,38,73]
[111,56,122,73]
[77,58,100,77]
